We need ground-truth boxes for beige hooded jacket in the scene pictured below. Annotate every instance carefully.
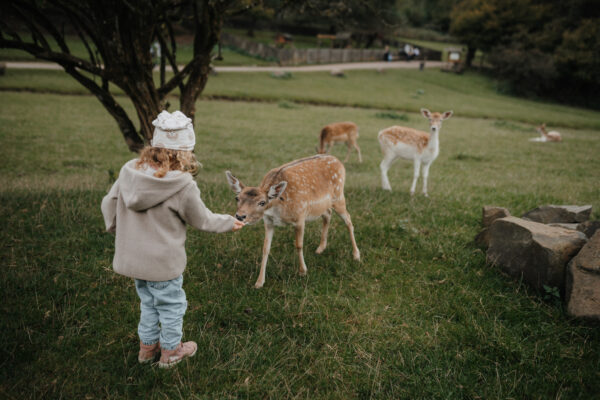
[101,159,235,281]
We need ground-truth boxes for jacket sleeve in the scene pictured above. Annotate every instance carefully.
[179,183,236,233]
[101,180,120,233]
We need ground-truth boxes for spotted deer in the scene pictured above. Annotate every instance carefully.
[530,123,562,142]
[378,108,453,196]
[226,154,360,288]
[317,122,362,163]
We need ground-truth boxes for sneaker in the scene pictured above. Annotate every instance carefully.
[138,341,160,364]
[158,341,197,368]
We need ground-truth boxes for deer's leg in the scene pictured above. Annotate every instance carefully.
[344,141,352,162]
[255,221,275,289]
[421,161,432,197]
[380,153,396,191]
[316,209,332,254]
[353,141,363,163]
[295,220,308,276]
[332,199,360,261]
[410,158,421,196]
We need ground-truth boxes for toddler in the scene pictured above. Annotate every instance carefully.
[101,110,244,368]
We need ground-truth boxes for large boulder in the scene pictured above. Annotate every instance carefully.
[482,206,511,227]
[566,231,600,320]
[475,206,511,248]
[522,205,592,224]
[577,220,600,239]
[487,217,588,292]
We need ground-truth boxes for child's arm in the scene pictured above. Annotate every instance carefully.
[179,183,238,233]
[101,180,119,233]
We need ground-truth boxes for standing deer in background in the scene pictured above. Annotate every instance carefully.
[378,108,453,196]
[529,123,562,142]
[317,122,362,163]
[226,155,360,289]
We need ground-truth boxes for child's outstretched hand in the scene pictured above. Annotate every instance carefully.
[232,219,245,232]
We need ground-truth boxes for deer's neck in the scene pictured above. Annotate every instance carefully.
[427,130,440,150]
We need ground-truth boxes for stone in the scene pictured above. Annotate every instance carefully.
[486,216,588,292]
[566,231,600,320]
[522,205,592,224]
[482,206,511,227]
[577,220,600,239]
[549,223,580,230]
[474,228,490,248]
[330,69,345,77]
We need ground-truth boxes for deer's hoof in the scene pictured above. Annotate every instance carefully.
[315,245,326,254]
[299,269,307,276]
[353,250,361,261]
[254,281,264,289]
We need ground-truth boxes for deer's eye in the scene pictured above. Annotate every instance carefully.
[258,201,266,207]
[235,196,239,202]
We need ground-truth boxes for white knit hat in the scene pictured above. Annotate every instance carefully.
[151,110,196,151]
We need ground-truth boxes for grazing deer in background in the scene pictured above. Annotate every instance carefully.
[317,122,362,163]
[529,123,562,142]
[378,108,453,196]
[226,154,360,288]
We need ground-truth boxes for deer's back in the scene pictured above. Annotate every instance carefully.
[322,122,358,142]
[261,155,345,220]
[379,126,429,153]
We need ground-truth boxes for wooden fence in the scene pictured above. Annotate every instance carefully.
[220,33,441,66]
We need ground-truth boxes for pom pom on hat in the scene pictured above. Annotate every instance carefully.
[151,110,196,151]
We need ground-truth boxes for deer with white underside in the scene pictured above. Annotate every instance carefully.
[226,154,360,289]
[378,108,453,196]
[529,123,562,142]
[317,122,362,163]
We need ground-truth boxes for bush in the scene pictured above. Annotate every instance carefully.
[488,45,558,97]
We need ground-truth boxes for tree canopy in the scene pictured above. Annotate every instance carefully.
[450,0,600,105]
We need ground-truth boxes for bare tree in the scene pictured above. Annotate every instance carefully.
[0,0,256,152]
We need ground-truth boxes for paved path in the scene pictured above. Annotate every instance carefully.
[5,60,444,72]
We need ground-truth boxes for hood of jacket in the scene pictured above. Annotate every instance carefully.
[118,159,193,211]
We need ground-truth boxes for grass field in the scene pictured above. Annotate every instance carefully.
[1,67,600,399]
[0,35,273,66]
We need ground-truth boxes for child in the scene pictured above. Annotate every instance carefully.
[101,110,244,368]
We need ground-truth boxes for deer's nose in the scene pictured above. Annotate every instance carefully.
[235,214,246,221]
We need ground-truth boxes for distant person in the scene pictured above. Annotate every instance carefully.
[150,40,161,67]
[413,47,420,58]
[383,45,392,61]
[101,110,244,368]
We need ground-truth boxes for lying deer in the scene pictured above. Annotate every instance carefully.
[226,154,360,288]
[529,123,562,142]
[317,122,362,163]
[378,108,453,196]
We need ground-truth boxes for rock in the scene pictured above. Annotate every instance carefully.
[522,205,592,224]
[566,231,600,320]
[482,206,511,227]
[330,69,345,77]
[486,216,587,292]
[549,223,580,230]
[577,220,600,239]
[474,228,490,248]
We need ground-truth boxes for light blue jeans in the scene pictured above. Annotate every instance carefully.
[134,275,187,351]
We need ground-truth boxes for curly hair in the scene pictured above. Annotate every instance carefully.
[135,146,200,178]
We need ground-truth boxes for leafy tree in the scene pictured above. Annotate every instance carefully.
[0,0,265,152]
[450,0,600,105]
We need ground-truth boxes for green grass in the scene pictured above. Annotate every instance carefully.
[2,68,599,130]
[0,35,273,66]
[1,75,600,398]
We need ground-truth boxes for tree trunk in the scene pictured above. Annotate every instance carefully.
[466,47,477,68]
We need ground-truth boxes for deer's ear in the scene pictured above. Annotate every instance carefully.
[442,110,453,120]
[268,181,287,200]
[420,108,431,119]
[225,171,244,194]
